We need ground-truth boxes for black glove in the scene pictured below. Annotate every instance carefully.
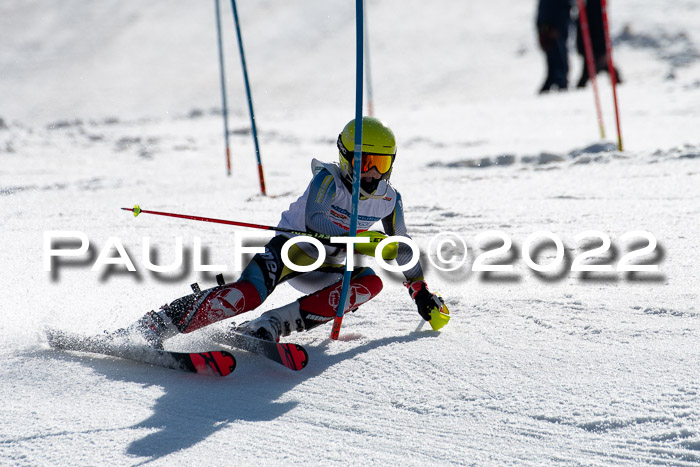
[405,280,445,321]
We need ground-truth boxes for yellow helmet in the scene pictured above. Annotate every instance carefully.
[337,117,396,196]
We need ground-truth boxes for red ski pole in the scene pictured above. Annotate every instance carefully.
[577,0,606,140]
[121,205,331,241]
[600,0,623,151]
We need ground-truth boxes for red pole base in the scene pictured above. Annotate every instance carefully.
[330,315,344,340]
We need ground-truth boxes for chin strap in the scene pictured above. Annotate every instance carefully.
[360,185,388,200]
[360,178,395,199]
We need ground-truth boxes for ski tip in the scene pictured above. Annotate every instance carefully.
[278,343,309,371]
[295,345,309,370]
[214,350,237,376]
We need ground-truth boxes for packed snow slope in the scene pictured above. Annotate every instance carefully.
[1,0,700,465]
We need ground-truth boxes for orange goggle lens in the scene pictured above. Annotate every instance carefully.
[358,154,393,174]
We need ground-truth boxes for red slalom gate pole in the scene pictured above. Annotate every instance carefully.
[577,0,606,140]
[600,0,623,151]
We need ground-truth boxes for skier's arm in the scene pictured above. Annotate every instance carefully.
[380,193,424,282]
[304,170,347,237]
[382,193,450,330]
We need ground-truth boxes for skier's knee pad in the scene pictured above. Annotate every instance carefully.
[168,281,263,333]
[296,272,383,331]
[350,273,383,305]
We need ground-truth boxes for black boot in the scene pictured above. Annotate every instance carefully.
[132,309,180,348]
[577,67,589,88]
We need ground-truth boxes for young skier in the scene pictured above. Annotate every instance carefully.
[126,117,449,348]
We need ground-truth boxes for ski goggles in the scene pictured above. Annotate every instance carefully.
[338,137,395,174]
[356,153,394,174]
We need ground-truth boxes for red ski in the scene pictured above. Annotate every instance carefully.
[46,328,236,377]
[212,329,308,371]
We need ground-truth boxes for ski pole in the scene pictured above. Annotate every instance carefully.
[331,0,364,341]
[600,0,623,151]
[122,205,331,240]
[214,0,233,176]
[230,0,267,195]
[577,0,605,140]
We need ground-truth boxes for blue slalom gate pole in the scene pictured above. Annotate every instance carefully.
[214,0,232,176]
[363,0,374,116]
[230,0,267,195]
[331,0,364,340]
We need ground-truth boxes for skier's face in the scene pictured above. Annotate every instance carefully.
[361,167,382,182]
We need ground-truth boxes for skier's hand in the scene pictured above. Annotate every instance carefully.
[405,280,450,330]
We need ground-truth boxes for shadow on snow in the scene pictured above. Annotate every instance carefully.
[36,330,434,463]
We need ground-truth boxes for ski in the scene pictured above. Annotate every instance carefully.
[46,329,236,377]
[212,329,308,371]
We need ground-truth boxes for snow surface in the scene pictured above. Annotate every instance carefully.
[1,0,700,465]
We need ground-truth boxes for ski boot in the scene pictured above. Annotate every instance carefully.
[110,307,180,349]
[237,302,305,342]
[131,308,180,348]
